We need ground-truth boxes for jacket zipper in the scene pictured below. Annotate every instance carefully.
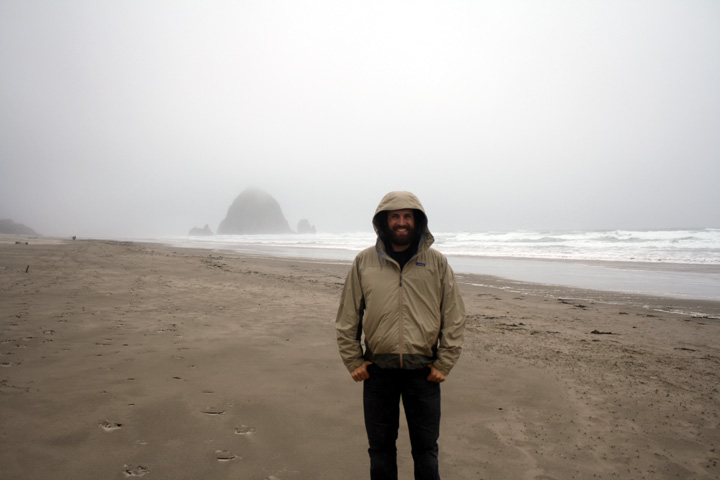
[383,246,420,370]
[398,268,404,368]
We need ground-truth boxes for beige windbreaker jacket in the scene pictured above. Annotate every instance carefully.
[336,191,466,376]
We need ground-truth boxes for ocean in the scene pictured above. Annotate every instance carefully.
[145,228,720,302]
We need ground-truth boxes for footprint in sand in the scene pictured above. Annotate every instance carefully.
[234,425,257,435]
[202,408,225,415]
[98,421,123,431]
[215,449,238,462]
[123,465,149,477]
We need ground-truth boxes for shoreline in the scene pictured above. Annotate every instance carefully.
[149,238,720,317]
[221,252,720,320]
[1,239,719,478]
[4,235,719,315]
[143,236,720,302]
[8,233,719,302]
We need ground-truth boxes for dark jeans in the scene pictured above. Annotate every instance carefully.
[363,364,441,480]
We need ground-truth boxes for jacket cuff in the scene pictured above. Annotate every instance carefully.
[432,362,450,376]
[347,360,365,373]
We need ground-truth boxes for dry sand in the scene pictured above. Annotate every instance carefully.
[1,238,719,479]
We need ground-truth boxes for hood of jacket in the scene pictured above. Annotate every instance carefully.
[372,191,434,252]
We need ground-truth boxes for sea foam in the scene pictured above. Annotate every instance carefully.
[154,228,720,265]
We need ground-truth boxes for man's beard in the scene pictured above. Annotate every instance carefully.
[389,226,415,247]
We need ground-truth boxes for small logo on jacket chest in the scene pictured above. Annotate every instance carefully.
[416,262,426,267]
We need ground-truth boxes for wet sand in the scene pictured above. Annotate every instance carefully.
[1,238,719,479]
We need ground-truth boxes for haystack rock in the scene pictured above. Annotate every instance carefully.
[217,188,292,234]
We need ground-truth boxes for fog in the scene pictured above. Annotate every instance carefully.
[1,1,719,238]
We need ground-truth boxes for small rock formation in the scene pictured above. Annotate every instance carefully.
[189,224,213,236]
[0,219,39,236]
[297,219,316,234]
[217,188,292,235]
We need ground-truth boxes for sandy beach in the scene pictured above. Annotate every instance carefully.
[1,238,719,480]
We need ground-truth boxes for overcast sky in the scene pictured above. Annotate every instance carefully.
[1,0,718,237]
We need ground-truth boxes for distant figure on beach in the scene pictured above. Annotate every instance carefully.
[336,191,466,480]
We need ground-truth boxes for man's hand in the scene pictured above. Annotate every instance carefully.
[427,365,446,383]
[350,361,373,382]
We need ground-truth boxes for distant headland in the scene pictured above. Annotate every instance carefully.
[0,219,39,236]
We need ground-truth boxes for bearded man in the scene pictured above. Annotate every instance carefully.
[336,191,466,480]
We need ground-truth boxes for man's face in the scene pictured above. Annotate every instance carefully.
[387,209,415,248]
